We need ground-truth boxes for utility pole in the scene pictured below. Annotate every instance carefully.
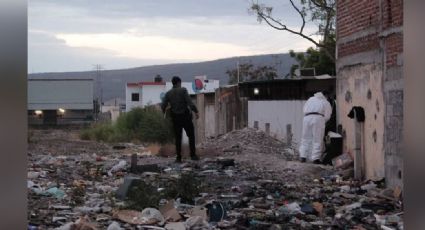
[237,60,240,84]
[93,64,104,121]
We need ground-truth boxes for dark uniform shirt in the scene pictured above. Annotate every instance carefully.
[161,86,198,115]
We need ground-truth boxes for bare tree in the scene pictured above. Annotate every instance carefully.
[250,0,336,62]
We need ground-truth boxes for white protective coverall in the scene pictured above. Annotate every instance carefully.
[299,92,332,161]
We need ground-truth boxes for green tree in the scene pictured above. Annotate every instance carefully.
[226,63,277,84]
[288,33,335,77]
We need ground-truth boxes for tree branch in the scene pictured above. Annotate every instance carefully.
[259,12,335,62]
[310,0,335,12]
[251,1,336,62]
[288,0,306,33]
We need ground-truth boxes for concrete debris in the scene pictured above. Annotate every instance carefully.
[164,222,185,230]
[106,221,123,230]
[54,217,98,230]
[112,210,145,225]
[184,216,211,230]
[28,129,403,229]
[140,208,166,225]
[199,127,295,160]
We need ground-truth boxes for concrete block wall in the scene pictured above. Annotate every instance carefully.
[337,64,385,179]
[337,0,403,187]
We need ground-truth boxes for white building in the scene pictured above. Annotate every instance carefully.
[125,78,219,112]
[28,79,94,125]
[125,82,167,112]
[101,98,125,122]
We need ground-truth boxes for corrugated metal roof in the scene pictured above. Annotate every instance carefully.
[127,81,166,87]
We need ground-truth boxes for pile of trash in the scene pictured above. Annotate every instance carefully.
[199,128,295,161]
[27,129,403,230]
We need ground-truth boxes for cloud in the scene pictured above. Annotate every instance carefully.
[55,32,258,61]
[29,0,257,19]
[29,0,320,72]
[28,30,177,73]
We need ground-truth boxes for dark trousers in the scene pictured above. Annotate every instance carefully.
[171,112,196,156]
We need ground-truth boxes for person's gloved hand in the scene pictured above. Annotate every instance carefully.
[195,113,199,120]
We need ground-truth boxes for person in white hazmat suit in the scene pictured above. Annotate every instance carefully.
[299,91,333,164]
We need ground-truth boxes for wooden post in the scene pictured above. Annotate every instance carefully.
[286,124,292,145]
[196,94,205,144]
[130,154,137,173]
[254,121,259,129]
[265,123,270,135]
[353,115,365,180]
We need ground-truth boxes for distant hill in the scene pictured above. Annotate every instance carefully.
[28,53,296,101]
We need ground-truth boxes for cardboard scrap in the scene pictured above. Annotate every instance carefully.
[312,202,324,216]
[159,200,182,222]
[186,206,208,221]
[113,209,164,225]
[394,186,402,200]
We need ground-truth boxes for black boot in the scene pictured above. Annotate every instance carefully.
[313,159,321,164]
[190,154,200,161]
[175,154,182,163]
[300,157,306,163]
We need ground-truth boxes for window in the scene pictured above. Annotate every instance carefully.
[131,93,139,101]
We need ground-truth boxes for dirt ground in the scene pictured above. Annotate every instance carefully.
[27,128,403,230]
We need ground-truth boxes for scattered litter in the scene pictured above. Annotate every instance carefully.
[108,160,127,176]
[278,202,303,215]
[113,208,164,225]
[332,152,353,169]
[45,187,66,199]
[185,216,211,230]
[28,129,403,229]
[165,222,185,230]
[159,200,182,222]
[107,221,123,230]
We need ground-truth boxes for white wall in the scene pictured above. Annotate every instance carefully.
[101,105,121,122]
[142,85,166,107]
[125,86,143,112]
[28,79,93,110]
[248,100,306,146]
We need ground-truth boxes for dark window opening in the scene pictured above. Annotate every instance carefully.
[131,93,139,102]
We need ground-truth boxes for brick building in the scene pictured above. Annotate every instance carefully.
[336,0,403,188]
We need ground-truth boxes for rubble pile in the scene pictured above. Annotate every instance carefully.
[27,129,403,229]
[199,128,295,161]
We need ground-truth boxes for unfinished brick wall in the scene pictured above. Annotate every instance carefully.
[338,34,380,58]
[385,33,403,68]
[336,0,403,188]
[336,0,380,39]
[382,0,403,29]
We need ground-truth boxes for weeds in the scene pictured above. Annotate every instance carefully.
[80,106,173,144]
[124,172,202,210]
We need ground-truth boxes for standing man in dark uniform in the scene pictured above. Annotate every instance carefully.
[161,76,200,163]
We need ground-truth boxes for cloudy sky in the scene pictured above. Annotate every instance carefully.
[28,0,318,73]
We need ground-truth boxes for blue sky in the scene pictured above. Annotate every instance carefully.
[28,0,319,73]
